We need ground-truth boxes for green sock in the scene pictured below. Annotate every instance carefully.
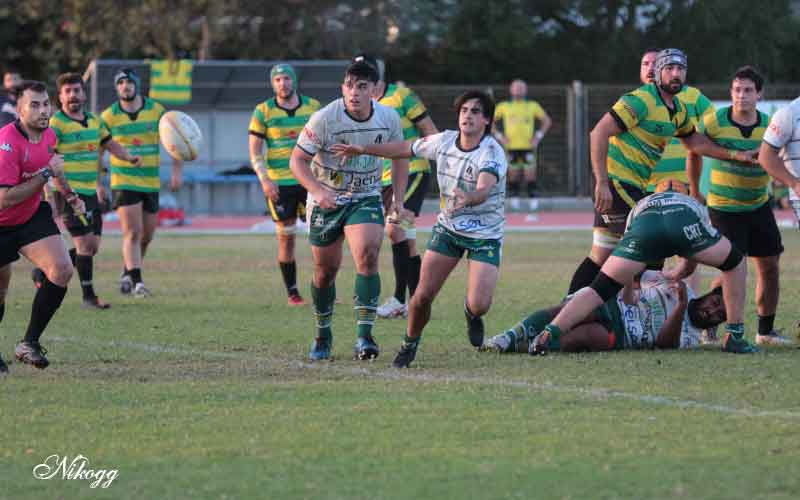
[311,283,336,340]
[402,335,419,348]
[725,323,745,340]
[354,273,380,338]
[543,323,563,341]
[521,310,556,341]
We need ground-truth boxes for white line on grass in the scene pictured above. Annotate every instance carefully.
[49,336,800,420]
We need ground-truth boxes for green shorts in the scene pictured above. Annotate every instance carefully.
[612,197,721,262]
[308,196,384,247]
[427,223,502,267]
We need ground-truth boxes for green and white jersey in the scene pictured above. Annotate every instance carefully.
[295,98,403,202]
[412,131,507,240]
[617,271,701,349]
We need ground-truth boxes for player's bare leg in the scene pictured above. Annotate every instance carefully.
[752,255,788,344]
[344,222,384,359]
[276,217,304,305]
[117,202,143,295]
[0,264,10,373]
[464,259,500,347]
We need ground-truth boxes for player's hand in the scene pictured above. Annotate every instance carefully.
[96,184,109,204]
[169,171,183,192]
[531,137,541,149]
[689,187,706,205]
[387,204,415,225]
[260,178,279,202]
[448,187,471,212]
[312,186,337,210]
[735,149,759,164]
[790,180,800,201]
[330,143,365,159]
[67,193,86,215]
[48,154,65,177]
[594,181,613,213]
[671,280,689,307]
[128,155,142,166]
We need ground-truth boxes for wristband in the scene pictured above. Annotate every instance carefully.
[534,131,545,141]
[64,191,78,202]
[40,168,53,180]
[251,159,267,179]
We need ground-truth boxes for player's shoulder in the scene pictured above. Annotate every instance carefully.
[680,85,706,100]
[373,100,402,123]
[49,110,69,126]
[302,95,321,109]
[147,98,166,113]
[100,102,118,119]
[479,135,507,159]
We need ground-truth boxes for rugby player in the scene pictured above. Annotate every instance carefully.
[290,60,411,361]
[249,64,320,306]
[693,66,790,345]
[485,272,725,353]
[100,67,183,298]
[0,81,86,371]
[332,90,507,368]
[492,79,551,211]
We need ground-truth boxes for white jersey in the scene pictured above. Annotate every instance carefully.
[763,96,800,208]
[617,271,701,349]
[412,131,507,240]
[296,98,403,202]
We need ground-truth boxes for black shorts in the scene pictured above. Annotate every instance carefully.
[381,172,430,217]
[64,193,103,237]
[708,203,784,257]
[112,189,160,214]
[508,149,536,169]
[0,202,61,267]
[592,180,647,236]
[267,184,307,223]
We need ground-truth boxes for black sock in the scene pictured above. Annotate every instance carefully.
[129,268,142,285]
[758,314,776,336]
[0,302,4,323]
[279,261,299,296]
[23,278,67,343]
[392,240,410,303]
[527,181,537,198]
[567,257,601,294]
[509,180,521,197]
[408,255,421,298]
[68,247,77,266]
[75,254,96,300]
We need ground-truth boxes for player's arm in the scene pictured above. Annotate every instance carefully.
[532,110,552,149]
[759,142,800,195]
[0,173,49,209]
[589,112,624,213]
[104,139,141,165]
[451,171,498,210]
[329,140,415,159]
[169,156,183,191]
[249,133,278,202]
[389,157,410,221]
[415,116,438,137]
[686,151,704,204]
[680,132,757,164]
[289,146,336,209]
[654,281,689,349]
[662,257,698,282]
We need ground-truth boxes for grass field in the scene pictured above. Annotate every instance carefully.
[2,229,800,499]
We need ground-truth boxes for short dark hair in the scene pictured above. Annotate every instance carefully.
[732,65,764,92]
[3,66,21,77]
[13,80,47,100]
[454,90,496,134]
[642,47,662,56]
[344,61,379,83]
[56,72,84,93]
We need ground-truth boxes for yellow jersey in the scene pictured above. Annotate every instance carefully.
[494,99,546,150]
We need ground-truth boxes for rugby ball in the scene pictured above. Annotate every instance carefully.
[159,110,202,161]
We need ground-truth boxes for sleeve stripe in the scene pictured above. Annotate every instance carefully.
[763,139,782,150]
[609,110,628,132]
[297,144,315,157]
[248,131,267,139]
[410,110,429,124]
[675,126,695,138]
[100,135,112,145]
[479,169,500,182]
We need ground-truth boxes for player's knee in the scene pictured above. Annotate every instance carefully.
[314,267,337,288]
[124,226,143,242]
[717,245,744,272]
[356,246,380,270]
[591,230,620,254]
[276,223,297,237]
[589,271,624,303]
[467,296,491,316]
[47,261,73,286]
[411,288,435,307]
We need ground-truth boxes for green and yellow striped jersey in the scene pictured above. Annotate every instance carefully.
[101,98,165,192]
[379,83,431,186]
[704,106,770,212]
[50,110,111,196]
[608,83,695,191]
[647,86,714,191]
[249,95,320,186]
[149,59,193,105]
